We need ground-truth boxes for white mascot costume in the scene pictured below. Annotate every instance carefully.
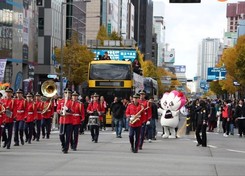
[158,90,186,139]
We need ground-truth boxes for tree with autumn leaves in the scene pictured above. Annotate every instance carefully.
[210,35,245,98]
[136,48,181,96]
[54,33,95,87]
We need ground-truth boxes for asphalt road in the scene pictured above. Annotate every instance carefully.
[0,124,245,176]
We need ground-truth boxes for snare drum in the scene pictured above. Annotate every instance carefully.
[88,116,99,126]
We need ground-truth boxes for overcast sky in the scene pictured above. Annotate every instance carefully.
[155,0,239,79]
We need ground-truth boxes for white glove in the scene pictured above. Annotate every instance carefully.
[146,121,150,125]
[130,116,134,121]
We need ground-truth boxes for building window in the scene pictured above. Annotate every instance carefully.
[4,63,12,83]
[38,18,44,30]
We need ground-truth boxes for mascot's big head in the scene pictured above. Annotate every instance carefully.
[160,90,186,111]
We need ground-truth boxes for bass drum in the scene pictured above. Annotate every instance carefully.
[88,116,100,126]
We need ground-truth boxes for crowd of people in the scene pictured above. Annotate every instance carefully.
[185,98,245,147]
[1,86,244,154]
[0,87,160,154]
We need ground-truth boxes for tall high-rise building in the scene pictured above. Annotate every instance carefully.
[226,1,245,32]
[131,0,153,62]
[36,0,66,92]
[197,38,221,80]
[127,1,135,39]
[86,0,101,41]
[153,0,166,67]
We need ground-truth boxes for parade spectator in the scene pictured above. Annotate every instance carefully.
[221,100,232,137]
[195,100,208,147]
[101,51,111,60]
[132,59,142,75]
[110,97,124,138]
[208,103,217,132]
[234,99,245,137]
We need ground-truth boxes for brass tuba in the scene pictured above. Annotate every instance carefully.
[41,80,57,98]
[41,80,57,114]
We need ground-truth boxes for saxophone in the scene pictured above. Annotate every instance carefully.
[129,105,145,124]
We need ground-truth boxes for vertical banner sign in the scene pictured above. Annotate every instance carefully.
[23,0,30,61]
[0,59,7,82]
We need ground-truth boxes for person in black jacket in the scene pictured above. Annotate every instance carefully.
[234,99,245,137]
[110,97,124,138]
[195,100,208,147]
[208,103,217,132]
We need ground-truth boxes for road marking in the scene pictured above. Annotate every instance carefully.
[208,145,217,149]
[226,149,245,154]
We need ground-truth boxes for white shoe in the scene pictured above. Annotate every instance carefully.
[148,139,152,143]
[223,133,228,137]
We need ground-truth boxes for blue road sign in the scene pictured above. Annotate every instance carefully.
[200,80,207,89]
[207,67,226,80]
[47,74,57,79]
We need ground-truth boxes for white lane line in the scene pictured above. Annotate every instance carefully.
[226,149,245,154]
[208,145,217,149]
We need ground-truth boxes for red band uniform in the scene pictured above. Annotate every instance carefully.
[1,88,15,149]
[57,89,73,154]
[34,93,43,141]
[126,94,144,153]
[138,91,149,149]
[41,98,54,139]
[13,89,26,146]
[87,93,102,143]
[70,92,85,151]
[24,93,37,144]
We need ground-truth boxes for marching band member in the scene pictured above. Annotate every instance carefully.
[13,89,26,146]
[70,91,85,151]
[100,96,107,131]
[1,87,15,149]
[57,88,73,154]
[87,93,102,143]
[24,93,37,144]
[41,96,54,139]
[34,92,43,141]
[126,93,144,153]
[138,90,149,150]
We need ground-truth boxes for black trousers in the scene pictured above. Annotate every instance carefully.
[222,118,230,135]
[25,122,34,143]
[14,120,25,145]
[237,119,245,136]
[59,124,72,152]
[196,124,207,147]
[42,118,52,138]
[129,126,141,152]
[71,124,80,149]
[2,122,13,148]
[35,120,41,140]
[90,125,99,142]
[139,123,146,148]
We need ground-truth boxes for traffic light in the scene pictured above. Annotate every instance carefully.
[170,0,201,3]
[36,0,43,6]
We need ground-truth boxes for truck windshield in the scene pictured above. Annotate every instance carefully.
[89,64,131,80]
